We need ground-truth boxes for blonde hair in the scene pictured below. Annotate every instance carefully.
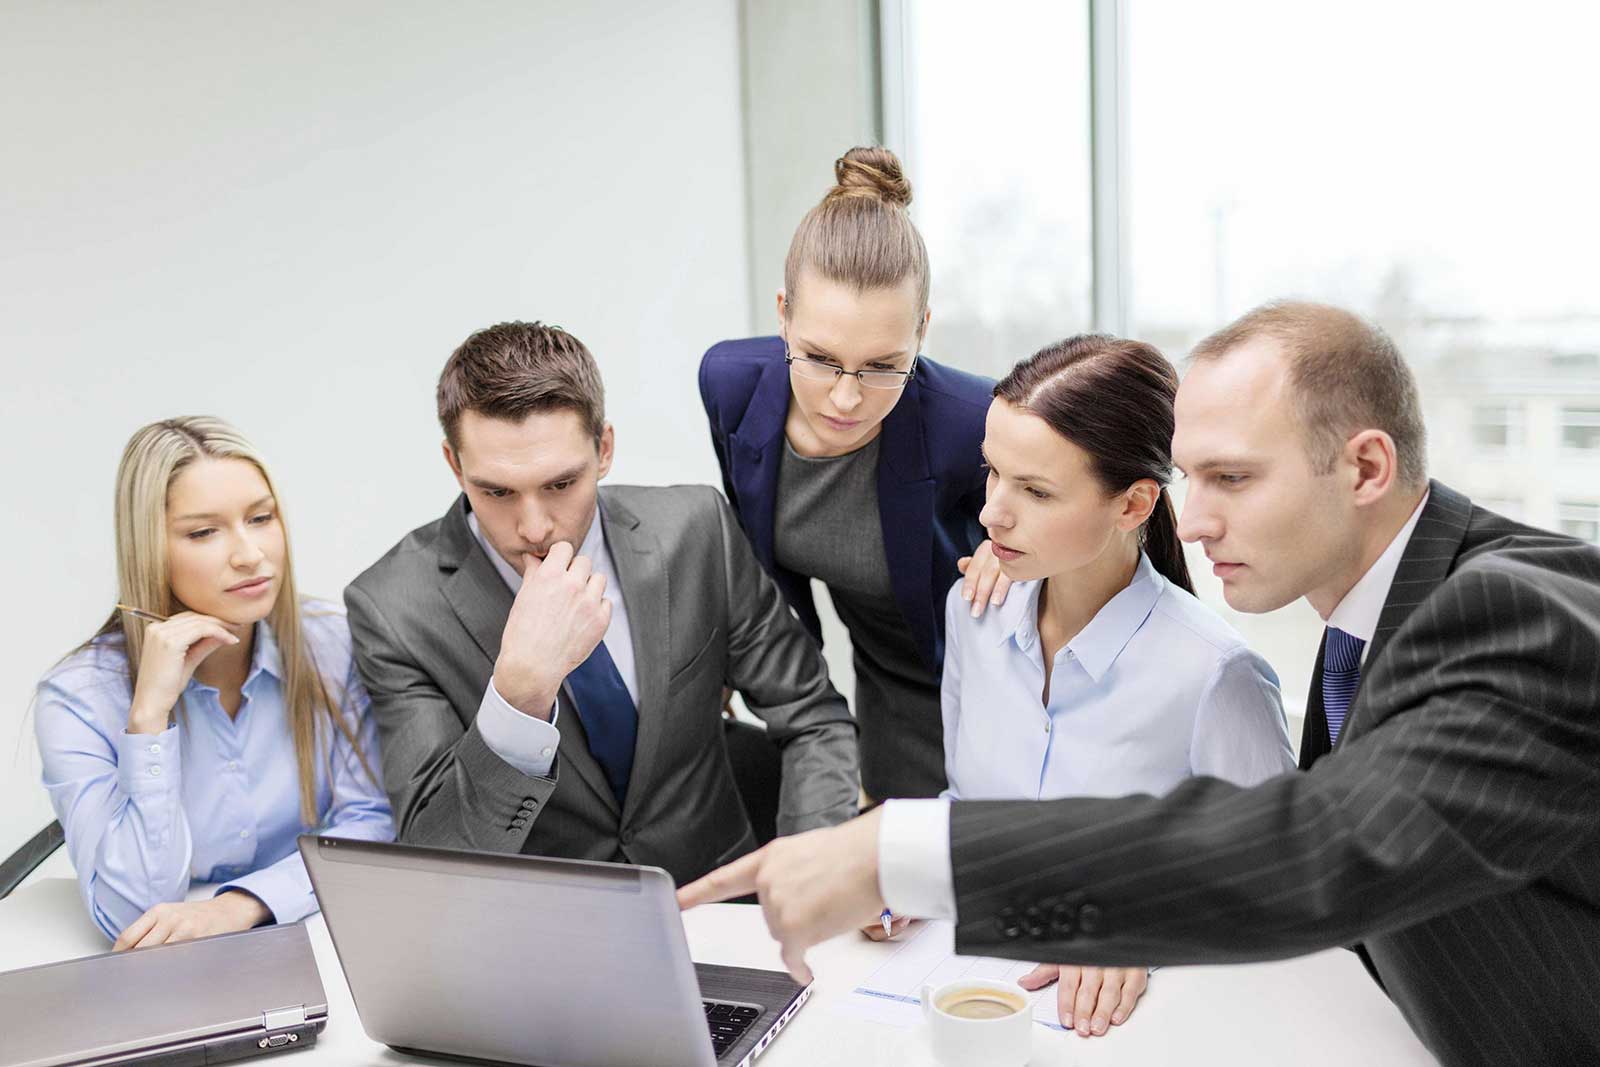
[97,416,372,825]
[783,146,930,334]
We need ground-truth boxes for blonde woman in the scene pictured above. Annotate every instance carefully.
[34,417,392,948]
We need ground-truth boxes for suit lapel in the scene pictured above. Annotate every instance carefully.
[877,379,939,667]
[728,355,791,572]
[598,491,669,824]
[1366,481,1472,665]
[438,497,515,668]
[1335,480,1473,750]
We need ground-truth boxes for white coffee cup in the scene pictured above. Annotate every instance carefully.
[919,978,1032,1067]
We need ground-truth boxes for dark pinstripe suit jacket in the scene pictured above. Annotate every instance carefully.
[948,482,1600,1066]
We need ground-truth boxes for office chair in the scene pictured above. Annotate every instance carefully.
[0,820,64,900]
[721,719,781,847]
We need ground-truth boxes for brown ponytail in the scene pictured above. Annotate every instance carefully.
[783,146,929,332]
[994,335,1195,595]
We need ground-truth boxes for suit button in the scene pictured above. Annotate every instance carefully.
[1049,904,1075,938]
[995,906,1022,940]
[520,799,537,811]
[1078,904,1103,935]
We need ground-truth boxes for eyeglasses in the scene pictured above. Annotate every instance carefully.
[784,346,918,390]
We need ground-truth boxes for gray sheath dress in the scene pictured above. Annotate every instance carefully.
[774,437,947,799]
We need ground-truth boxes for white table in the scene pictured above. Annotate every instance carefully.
[0,878,1435,1066]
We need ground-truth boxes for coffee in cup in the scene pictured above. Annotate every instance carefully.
[919,979,1033,1067]
[935,988,1027,1020]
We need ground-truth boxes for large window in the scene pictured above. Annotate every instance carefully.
[895,1,1600,725]
[899,1,1093,378]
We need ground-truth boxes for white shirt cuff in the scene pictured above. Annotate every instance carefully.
[877,798,956,921]
[475,680,561,778]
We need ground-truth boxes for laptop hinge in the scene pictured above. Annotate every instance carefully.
[261,1004,307,1031]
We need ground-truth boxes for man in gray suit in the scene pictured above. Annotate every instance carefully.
[682,302,1600,1066]
[345,321,859,886]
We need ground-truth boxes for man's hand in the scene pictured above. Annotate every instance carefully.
[112,892,271,951]
[956,540,1013,619]
[1018,963,1148,1037]
[492,541,611,717]
[678,807,887,983]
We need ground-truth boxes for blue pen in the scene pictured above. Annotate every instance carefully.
[880,908,894,937]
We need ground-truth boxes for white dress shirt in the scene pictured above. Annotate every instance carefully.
[468,507,638,779]
[1325,491,1430,656]
[879,492,1431,921]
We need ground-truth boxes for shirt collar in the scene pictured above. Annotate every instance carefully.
[467,507,610,594]
[1325,490,1431,642]
[244,621,281,688]
[188,619,280,695]
[994,552,1166,683]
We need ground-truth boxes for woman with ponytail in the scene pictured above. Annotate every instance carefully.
[940,336,1294,1035]
[700,146,1003,812]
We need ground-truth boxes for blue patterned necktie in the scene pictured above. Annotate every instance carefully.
[1321,627,1366,746]
[564,640,638,808]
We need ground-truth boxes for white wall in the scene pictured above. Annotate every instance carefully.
[0,0,752,858]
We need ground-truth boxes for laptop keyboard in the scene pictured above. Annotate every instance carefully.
[702,1000,762,1059]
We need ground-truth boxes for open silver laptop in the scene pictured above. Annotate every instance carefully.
[0,922,327,1067]
[298,835,810,1067]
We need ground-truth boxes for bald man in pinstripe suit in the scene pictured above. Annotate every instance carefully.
[681,302,1600,1066]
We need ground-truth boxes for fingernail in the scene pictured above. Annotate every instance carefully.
[970,602,981,617]
[1076,1021,1089,1035]
[1093,1019,1107,1034]
[961,587,972,601]
[991,592,1004,605]
[1112,1012,1125,1024]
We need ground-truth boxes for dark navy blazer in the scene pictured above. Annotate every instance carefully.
[698,335,994,671]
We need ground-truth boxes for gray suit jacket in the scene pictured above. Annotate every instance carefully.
[946,483,1600,1066]
[344,484,859,886]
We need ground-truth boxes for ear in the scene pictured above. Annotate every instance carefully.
[918,306,932,344]
[1117,479,1161,533]
[595,423,616,480]
[1344,429,1399,507]
[441,439,467,489]
[775,289,788,336]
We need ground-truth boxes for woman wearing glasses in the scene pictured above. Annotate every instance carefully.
[34,417,392,948]
[699,146,1001,818]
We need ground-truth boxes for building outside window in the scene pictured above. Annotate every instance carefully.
[895,0,1600,730]
[1558,502,1600,545]
[1560,406,1600,452]
[1471,404,1524,452]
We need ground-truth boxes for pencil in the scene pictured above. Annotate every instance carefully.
[115,604,168,623]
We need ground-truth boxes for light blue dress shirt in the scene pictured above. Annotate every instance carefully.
[941,553,1295,801]
[34,601,394,940]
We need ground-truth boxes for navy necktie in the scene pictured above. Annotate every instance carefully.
[1321,627,1366,746]
[565,640,637,808]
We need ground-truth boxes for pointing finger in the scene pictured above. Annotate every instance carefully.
[677,850,762,910]
[781,943,814,985]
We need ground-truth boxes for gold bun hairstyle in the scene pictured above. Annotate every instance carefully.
[783,145,930,334]
[825,146,914,208]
